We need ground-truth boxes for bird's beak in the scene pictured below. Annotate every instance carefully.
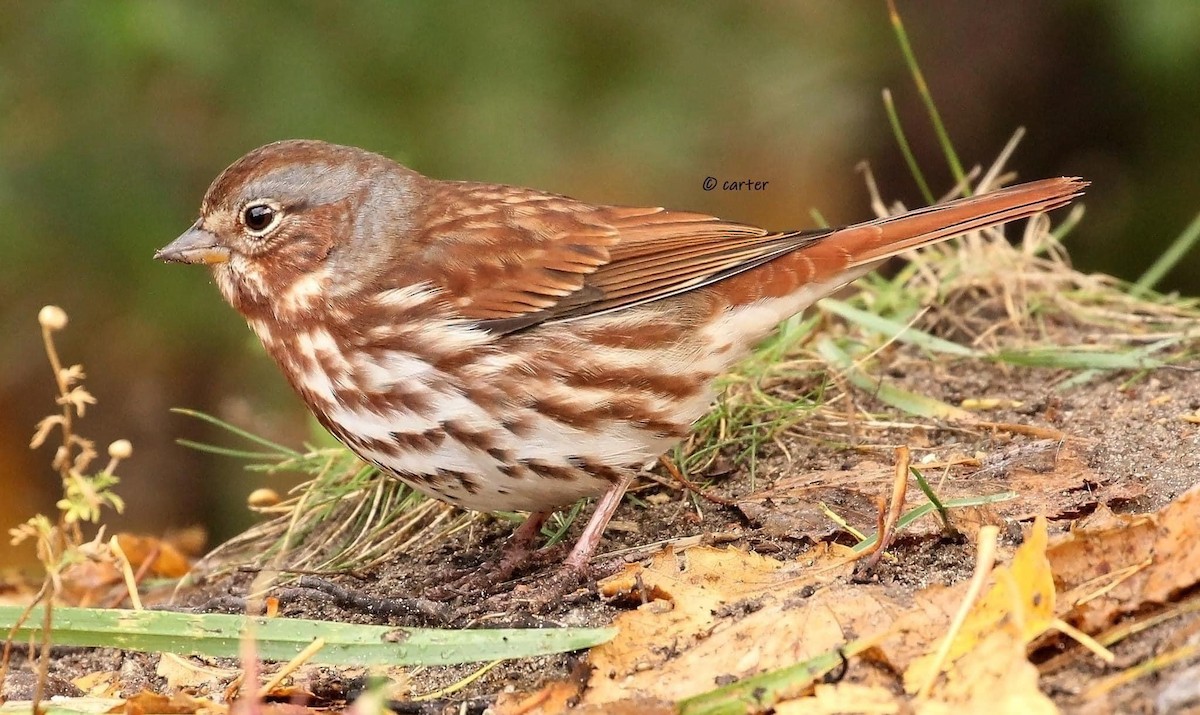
[154,221,231,265]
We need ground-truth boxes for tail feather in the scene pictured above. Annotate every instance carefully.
[713,177,1087,306]
[842,177,1087,265]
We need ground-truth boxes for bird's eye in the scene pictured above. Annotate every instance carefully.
[241,202,281,235]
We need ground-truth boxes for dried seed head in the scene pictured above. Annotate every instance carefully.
[38,305,68,331]
[108,439,133,460]
[53,445,70,471]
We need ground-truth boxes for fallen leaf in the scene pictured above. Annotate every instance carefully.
[116,532,198,578]
[117,690,217,714]
[776,682,902,714]
[735,442,1117,549]
[584,544,900,706]
[156,653,238,694]
[72,670,121,698]
[736,463,892,543]
[1053,484,1200,633]
[903,518,1054,691]
[913,630,1056,715]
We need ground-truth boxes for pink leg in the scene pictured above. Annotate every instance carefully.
[564,474,634,572]
[507,510,550,552]
[433,511,553,598]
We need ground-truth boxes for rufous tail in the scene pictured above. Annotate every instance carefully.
[719,177,1087,303]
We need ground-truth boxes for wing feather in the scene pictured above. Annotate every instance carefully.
[406,177,1086,333]
[409,180,826,330]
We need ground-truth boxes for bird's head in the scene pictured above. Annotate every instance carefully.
[156,139,424,317]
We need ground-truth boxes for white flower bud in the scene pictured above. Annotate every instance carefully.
[108,440,133,460]
[38,305,68,331]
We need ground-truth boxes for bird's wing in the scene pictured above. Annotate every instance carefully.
[410,181,829,333]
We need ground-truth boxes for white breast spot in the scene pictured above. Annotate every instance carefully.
[328,403,438,442]
[279,272,326,312]
[350,351,433,392]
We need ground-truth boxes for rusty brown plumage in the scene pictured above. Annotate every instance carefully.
[156,139,1085,573]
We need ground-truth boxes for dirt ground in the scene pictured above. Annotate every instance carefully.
[7,329,1199,713]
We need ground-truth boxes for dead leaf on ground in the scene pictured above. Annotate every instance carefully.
[71,670,121,698]
[736,464,890,543]
[493,660,597,715]
[539,511,1094,711]
[581,544,892,705]
[912,630,1056,715]
[155,654,238,695]
[1052,483,1200,634]
[119,690,220,714]
[58,530,203,607]
[780,634,1054,715]
[901,518,1055,690]
[775,682,903,715]
[115,530,202,579]
[735,440,1138,547]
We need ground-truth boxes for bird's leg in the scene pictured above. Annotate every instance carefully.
[564,474,634,573]
[495,510,551,571]
[429,511,554,600]
[432,478,632,602]
[467,479,632,613]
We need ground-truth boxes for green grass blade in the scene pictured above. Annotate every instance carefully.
[173,439,292,461]
[171,407,302,457]
[1055,336,1183,391]
[0,606,615,666]
[544,500,586,547]
[885,0,967,188]
[752,313,821,366]
[816,339,969,419]
[993,348,1164,371]
[910,466,950,528]
[882,88,934,204]
[678,644,850,715]
[820,299,978,357]
[1131,210,1200,297]
[851,491,1016,554]
[679,636,895,715]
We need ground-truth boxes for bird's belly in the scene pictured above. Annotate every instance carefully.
[268,319,716,514]
[315,396,683,513]
[383,461,617,513]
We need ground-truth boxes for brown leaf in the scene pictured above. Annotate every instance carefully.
[735,461,896,542]
[584,544,890,705]
[776,682,904,715]
[1052,484,1200,633]
[903,518,1055,691]
[736,441,1122,549]
[72,671,121,698]
[115,690,216,714]
[913,630,1056,714]
[155,654,236,694]
[116,532,195,578]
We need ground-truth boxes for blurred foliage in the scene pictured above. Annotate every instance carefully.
[1,1,1198,563]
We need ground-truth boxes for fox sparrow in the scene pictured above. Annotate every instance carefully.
[157,140,1084,572]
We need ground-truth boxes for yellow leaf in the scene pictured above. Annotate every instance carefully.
[905,517,1054,691]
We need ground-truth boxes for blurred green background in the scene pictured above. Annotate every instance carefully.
[3,1,1199,566]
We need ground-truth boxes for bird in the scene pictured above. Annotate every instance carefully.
[156,139,1084,574]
